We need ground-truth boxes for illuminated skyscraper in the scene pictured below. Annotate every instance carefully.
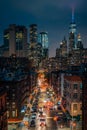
[60,36,67,57]
[69,7,77,52]
[77,34,83,49]
[28,24,42,67]
[29,24,37,47]
[38,32,49,59]
[3,24,27,57]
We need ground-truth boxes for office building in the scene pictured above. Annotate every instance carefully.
[28,24,43,68]
[29,24,37,46]
[60,37,67,57]
[38,32,49,59]
[3,24,27,57]
[77,34,83,49]
[69,8,77,52]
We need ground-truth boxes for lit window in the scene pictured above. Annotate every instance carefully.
[6,102,9,105]
[12,105,15,109]
[73,104,77,110]
[7,111,9,118]
[80,83,82,89]
[12,102,15,104]
[12,94,15,97]
[12,111,16,117]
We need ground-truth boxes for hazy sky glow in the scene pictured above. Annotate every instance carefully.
[0,0,87,56]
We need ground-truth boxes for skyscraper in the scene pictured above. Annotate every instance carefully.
[3,24,27,57]
[38,32,49,59]
[60,36,67,57]
[29,24,38,47]
[77,34,83,49]
[69,7,77,52]
[28,24,42,67]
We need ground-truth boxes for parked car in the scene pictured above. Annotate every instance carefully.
[30,120,36,127]
[40,118,46,127]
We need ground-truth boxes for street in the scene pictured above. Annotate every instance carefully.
[8,71,81,130]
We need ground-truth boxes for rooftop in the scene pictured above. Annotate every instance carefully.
[64,75,82,82]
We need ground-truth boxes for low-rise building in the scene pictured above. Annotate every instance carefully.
[0,57,32,123]
[64,75,82,117]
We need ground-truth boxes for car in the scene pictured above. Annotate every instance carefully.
[49,107,54,110]
[40,118,46,127]
[30,113,37,121]
[30,120,36,127]
[57,111,64,117]
[38,113,46,119]
[40,122,46,127]
[31,107,37,112]
[59,124,65,128]
[31,113,37,118]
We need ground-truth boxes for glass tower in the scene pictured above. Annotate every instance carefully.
[69,7,77,51]
[38,32,49,59]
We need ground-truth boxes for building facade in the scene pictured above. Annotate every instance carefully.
[38,32,49,59]
[69,8,77,52]
[0,87,7,130]
[81,63,87,130]
[3,24,27,57]
[64,75,82,117]
[0,57,32,123]
[28,24,39,67]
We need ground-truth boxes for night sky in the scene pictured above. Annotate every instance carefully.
[0,0,87,57]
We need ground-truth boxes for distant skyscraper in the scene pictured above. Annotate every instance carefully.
[38,32,48,49]
[38,32,49,59]
[28,24,42,67]
[3,24,27,57]
[77,34,83,49]
[69,7,77,52]
[29,24,38,46]
[60,36,67,57]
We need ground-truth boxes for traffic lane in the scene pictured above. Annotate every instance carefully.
[31,118,57,130]
[46,118,58,130]
[17,125,28,130]
[35,109,58,130]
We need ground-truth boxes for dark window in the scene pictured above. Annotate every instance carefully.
[73,84,78,89]
[73,93,78,99]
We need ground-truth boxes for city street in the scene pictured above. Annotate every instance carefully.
[8,70,82,130]
[14,71,72,130]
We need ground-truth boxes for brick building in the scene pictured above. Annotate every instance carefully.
[0,87,7,130]
[64,75,82,117]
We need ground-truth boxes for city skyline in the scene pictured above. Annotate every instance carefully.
[0,0,87,57]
